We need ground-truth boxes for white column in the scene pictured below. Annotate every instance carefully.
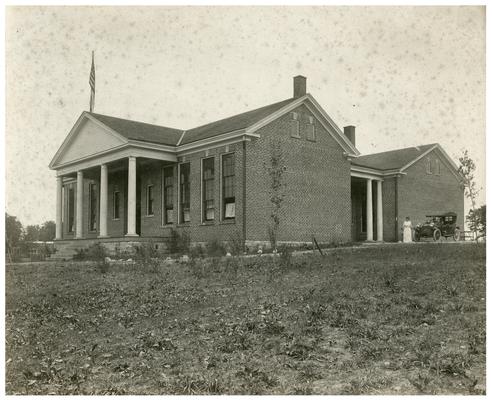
[98,164,108,238]
[366,178,373,241]
[126,156,138,237]
[76,171,84,239]
[55,176,63,240]
[376,180,383,242]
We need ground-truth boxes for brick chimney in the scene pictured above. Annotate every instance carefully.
[344,126,356,146]
[293,75,306,98]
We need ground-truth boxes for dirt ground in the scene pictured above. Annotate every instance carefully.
[5,242,486,394]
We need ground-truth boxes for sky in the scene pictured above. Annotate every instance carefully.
[5,6,486,226]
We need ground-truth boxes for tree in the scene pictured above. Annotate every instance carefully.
[458,150,483,239]
[265,139,286,249]
[5,213,23,252]
[458,150,480,212]
[467,205,486,241]
[24,224,41,242]
[39,221,56,241]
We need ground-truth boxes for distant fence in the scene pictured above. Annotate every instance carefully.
[6,241,55,263]
[460,231,484,241]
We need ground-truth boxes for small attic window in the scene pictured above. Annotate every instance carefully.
[290,112,300,138]
[435,159,441,176]
[426,157,432,174]
[307,115,316,142]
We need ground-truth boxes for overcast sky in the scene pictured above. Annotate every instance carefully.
[6,6,485,226]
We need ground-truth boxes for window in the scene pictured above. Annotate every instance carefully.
[290,112,300,138]
[222,154,235,219]
[89,183,98,231]
[426,157,432,174]
[307,115,316,141]
[179,163,190,223]
[67,186,75,233]
[146,185,154,215]
[202,157,215,221]
[113,190,120,219]
[435,159,441,176]
[163,167,174,224]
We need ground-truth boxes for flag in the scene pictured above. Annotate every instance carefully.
[89,51,95,112]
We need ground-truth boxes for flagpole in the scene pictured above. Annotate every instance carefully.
[89,51,95,112]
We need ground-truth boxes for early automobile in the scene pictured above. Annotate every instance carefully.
[414,212,461,241]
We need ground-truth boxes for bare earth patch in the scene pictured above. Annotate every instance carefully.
[5,243,485,394]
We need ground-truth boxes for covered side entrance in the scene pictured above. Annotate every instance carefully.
[350,171,384,242]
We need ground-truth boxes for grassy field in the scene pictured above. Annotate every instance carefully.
[5,243,486,395]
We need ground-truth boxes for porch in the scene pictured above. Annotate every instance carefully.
[350,174,384,242]
[55,156,176,241]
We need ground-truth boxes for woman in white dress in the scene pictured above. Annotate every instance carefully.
[402,216,413,243]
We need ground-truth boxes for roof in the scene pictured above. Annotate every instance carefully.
[351,143,437,171]
[88,112,183,146]
[180,98,296,145]
[87,98,297,147]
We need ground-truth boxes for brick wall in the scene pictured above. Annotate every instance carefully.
[137,145,244,244]
[382,177,397,242]
[244,104,352,244]
[397,149,464,239]
[107,171,126,237]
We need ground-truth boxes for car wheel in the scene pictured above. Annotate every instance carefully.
[433,229,441,241]
[454,229,460,241]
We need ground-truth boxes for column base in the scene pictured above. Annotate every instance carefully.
[125,233,139,237]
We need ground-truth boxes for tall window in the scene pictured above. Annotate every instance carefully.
[307,115,316,141]
[435,159,441,176]
[163,167,174,224]
[147,185,154,215]
[202,157,215,221]
[68,186,75,233]
[113,190,120,219]
[222,154,235,219]
[89,183,97,231]
[179,163,190,223]
[290,112,300,138]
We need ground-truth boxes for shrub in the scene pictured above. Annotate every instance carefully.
[133,242,160,272]
[205,238,225,257]
[166,229,190,255]
[113,245,135,260]
[189,244,205,260]
[278,244,293,266]
[73,243,107,261]
[228,230,244,256]
[73,243,109,273]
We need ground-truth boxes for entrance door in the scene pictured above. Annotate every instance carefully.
[351,194,358,241]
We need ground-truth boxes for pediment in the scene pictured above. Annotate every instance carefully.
[51,114,128,167]
[245,94,360,156]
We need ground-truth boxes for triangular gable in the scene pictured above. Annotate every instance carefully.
[50,112,128,168]
[400,144,462,182]
[245,94,360,156]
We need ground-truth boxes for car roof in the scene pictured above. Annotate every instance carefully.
[425,212,457,217]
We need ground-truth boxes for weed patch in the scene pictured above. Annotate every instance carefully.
[5,243,485,395]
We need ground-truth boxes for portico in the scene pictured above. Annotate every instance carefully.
[51,112,177,240]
